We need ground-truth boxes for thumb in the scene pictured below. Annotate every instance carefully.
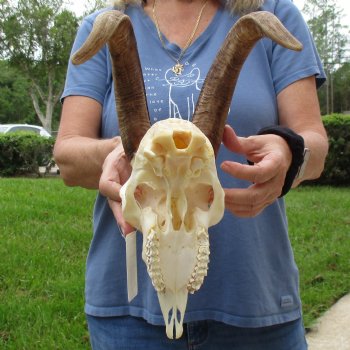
[222,125,245,154]
[108,199,135,236]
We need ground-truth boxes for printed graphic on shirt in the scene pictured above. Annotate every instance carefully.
[164,67,202,120]
[143,67,164,121]
[143,63,205,122]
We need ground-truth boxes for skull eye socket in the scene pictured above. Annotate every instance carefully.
[134,183,167,229]
[184,184,214,231]
[186,184,214,210]
[134,183,163,206]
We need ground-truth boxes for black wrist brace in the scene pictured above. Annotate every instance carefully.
[257,126,305,197]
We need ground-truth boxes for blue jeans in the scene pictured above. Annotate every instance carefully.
[87,315,308,350]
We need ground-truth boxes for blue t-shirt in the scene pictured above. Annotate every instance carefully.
[62,0,325,328]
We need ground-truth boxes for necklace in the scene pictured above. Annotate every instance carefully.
[152,0,209,75]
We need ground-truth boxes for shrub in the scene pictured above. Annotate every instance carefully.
[316,114,350,185]
[0,132,55,176]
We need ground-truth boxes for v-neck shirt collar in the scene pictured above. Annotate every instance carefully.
[129,5,224,61]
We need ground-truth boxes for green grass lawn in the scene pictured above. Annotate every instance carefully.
[286,186,350,327]
[0,178,349,349]
[0,178,96,349]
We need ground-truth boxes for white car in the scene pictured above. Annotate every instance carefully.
[0,124,51,138]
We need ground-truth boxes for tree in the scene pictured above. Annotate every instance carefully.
[0,0,79,132]
[0,60,37,124]
[303,0,349,114]
[333,62,350,113]
[83,0,105,15]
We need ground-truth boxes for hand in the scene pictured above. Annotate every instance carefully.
[221,125,292,217]
[99,142,134,235]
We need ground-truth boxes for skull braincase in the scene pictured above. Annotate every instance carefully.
[120,118,225,338]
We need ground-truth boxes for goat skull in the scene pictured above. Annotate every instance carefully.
[120,118,224,338]
[72,9,302,339]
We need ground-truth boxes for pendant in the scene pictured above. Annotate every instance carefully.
[172,62,184,75]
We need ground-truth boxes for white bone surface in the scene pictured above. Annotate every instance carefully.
[120,118,225,339]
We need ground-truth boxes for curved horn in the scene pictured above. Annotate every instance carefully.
[72,11,151,161]
[192,11,303,156]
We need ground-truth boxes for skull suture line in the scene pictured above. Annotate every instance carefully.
[72,9,302,340]
[120,119,225,338]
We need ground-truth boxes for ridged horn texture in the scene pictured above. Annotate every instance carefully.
[192,11,303,156]
[72,11,151,160]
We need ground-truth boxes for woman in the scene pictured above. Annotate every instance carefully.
[54,0,328,348]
